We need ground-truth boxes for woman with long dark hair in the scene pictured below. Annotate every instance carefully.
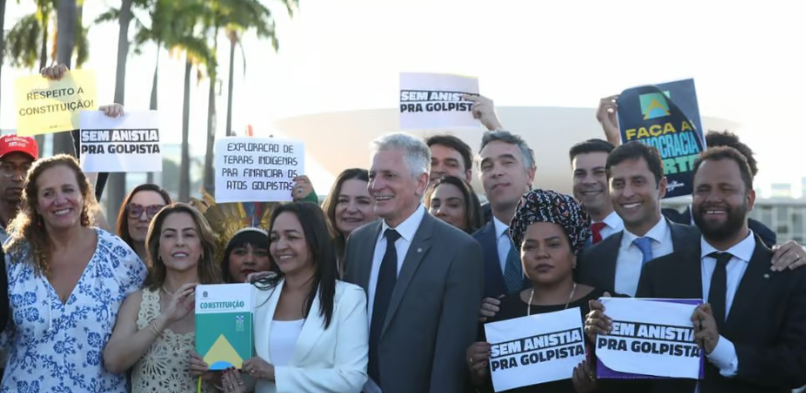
[221,228,271,283]
[116,184,172,264]
[425,175,484,233]
[218,202,368,393]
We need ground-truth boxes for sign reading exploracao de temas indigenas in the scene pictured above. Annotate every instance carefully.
[195,284,254,371]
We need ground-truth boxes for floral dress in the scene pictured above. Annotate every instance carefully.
[0,228,147,393]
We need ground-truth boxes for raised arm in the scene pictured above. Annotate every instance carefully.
[429,239,484,393]
[274,285,369,393]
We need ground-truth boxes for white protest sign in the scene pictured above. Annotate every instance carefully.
[596,298,701,379]
[79,110,162,173]
[214,136,305,203]
[399,72,480,130]
[484,308,586,392]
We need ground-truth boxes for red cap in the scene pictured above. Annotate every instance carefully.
[0,135,39,160]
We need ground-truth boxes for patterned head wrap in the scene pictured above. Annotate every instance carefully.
[509,189,591,255]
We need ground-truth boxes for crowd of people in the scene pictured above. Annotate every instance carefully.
[0,63,803,393]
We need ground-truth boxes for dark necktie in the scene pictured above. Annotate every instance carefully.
[368,229,401,386]
[708,252,732,330]
[503,231,523,293]
[591,222,607,244]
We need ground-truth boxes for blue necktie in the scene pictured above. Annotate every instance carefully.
[503,232,523,293]
[633,237,654,264]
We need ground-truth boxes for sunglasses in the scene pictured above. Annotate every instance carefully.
[127,203,165,219]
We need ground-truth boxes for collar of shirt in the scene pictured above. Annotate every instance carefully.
[594,210,624,232]
[493,216,510,238]
[700,230,756,262]
[380,204,426,243]
[622,216,670,246]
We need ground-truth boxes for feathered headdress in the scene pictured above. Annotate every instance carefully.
[189,188,277,263]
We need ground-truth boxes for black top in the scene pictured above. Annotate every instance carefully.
[477,287,605,393]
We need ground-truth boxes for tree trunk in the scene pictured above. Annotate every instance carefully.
[146,45,160,185]
[106,0,133,228]
[0,0,5,114]
[179,59,192,202]
[34,14,50,152]
[203,29,219,196]
[225,34,236,137]
[52,0,77,156]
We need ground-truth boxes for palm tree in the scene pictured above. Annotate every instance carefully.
[52,0,77,156]
[0,0,7,112]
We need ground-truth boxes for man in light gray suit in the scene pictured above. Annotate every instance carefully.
[344,132,484,393]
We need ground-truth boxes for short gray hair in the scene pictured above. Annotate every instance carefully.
[370,132,431,178]
[478,130,536,172]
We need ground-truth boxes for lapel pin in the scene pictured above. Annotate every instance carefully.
[763,273,770,279]
[417,248,422,253]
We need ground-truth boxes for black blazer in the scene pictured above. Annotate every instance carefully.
[576,220,701,295]
[636,236,806,393]
[472,220,530,299]
[662,206,777,248]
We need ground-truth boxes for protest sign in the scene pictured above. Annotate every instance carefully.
[484,308,586,392]
[596,298,704,380]
[79,111,161,173]
[215,137,304,203]
[616,79,704,198]
[14,70,98,136]
[399,72,480,130]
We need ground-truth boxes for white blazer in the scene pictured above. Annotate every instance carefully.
[253,279,369,393]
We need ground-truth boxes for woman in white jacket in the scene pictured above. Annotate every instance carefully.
[218,202,368,393]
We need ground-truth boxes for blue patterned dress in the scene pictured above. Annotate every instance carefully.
[0,228,147,393]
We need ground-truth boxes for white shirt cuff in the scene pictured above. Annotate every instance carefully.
[707,335,739,377]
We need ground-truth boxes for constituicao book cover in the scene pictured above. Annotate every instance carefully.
[195,283,255,370]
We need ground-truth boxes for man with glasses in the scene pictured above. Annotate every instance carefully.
[0,135,38,243]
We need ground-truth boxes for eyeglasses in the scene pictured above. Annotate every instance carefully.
[127,203,165,219]
[0,163,31,178]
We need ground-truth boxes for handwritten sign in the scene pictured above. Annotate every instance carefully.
[399,72,480,130]
[79,111,162,173]
[214,136,305,203]
[14,70,98,136]
[485,308,586,391]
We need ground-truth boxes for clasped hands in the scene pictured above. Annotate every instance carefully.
[189,352,275,393]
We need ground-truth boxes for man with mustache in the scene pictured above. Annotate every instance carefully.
[630,146,806,392]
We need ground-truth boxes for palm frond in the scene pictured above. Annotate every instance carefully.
[93,8,120,25]
[5,13,43,69]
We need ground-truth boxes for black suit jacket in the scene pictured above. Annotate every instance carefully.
[472,220,530,299]
[663,206,777,248]
[576,220,701,295]
[636,236,806,393]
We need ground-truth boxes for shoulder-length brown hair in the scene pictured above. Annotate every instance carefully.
[321,168,370,258]
[425,175,484,233]
[116,183,172,247]
[145,202,221,290]
[4,154,98,277]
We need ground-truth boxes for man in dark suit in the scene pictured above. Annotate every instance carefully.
[577,141,700,297]
[636,146,806,392]
[662,130,777,248]
[472,131,535,320]
[344,132,483,393]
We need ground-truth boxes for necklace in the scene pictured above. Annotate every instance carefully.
[527,283,577,316]
[160,286,177,297]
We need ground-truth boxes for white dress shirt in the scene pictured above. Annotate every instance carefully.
[616,218,675,297]
[493,217,512,273]
[367,204,427,326]
[698,231,755,378]
[594,210,624,241]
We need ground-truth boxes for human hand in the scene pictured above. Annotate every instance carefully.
[771,241,806,271]
[478,296,502,322]
[188,351,219,380]
[291,175,313,201]
[221,367,247,393]
[584,292,612,341]
[462,94,502,131]
[163,283,197,323]
[596,95,620,145]
[466,342,491,378]
[100,104,125,118]
[692,303,719,354]
[41,63,69,80]
[242,356,275,381]
[572,360,598,393]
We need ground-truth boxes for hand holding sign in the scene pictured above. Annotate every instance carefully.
[691,303,719,354]
[100,104,124,118]
[596,95,620,145]
[291,175,314,201]
[466,342,491,380]
[41,63,69,80]
[584,292,612,341]
[462,94,502,131]
[572,360,597,393]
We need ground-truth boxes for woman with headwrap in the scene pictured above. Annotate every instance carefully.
[465,189,613,393]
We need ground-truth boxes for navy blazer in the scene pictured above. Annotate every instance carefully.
[663,206,777,248]
[472,220,530,299]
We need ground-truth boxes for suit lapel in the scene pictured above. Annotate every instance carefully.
[601,232,622,292]
[359,222,383,295]
[725,238,772,332]
[382,214,434,336]
[254,281,282,364]
[291,287,323,365]
[479,221,505,294]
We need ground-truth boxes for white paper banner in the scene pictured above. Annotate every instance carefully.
[79,110,162,173]
[399,72,480,130]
